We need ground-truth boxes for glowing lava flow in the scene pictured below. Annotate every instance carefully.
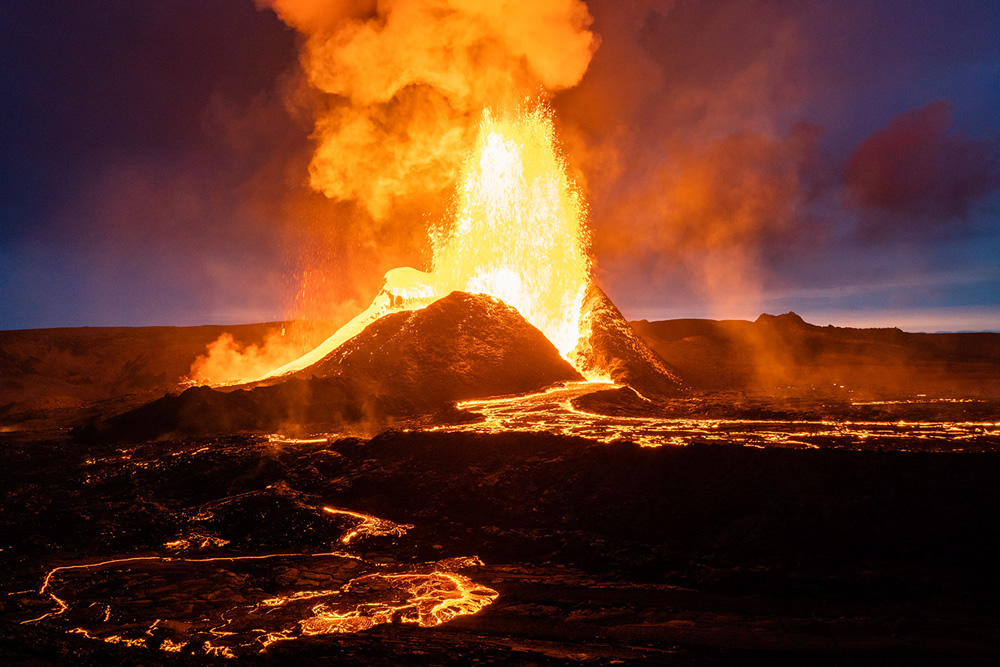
[17,505,497,657]
[322,506,414,544]
[250,105,593,383]
[434,383,1000,452]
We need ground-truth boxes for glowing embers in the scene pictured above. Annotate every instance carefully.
[164,532,231,552]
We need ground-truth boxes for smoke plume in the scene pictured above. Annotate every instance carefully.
[257,0,598,221]
[551,0,823,319]
[189,0,598,385]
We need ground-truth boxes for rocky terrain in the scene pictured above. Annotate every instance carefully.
[78,292,582,442]
[2,429,998,664]
[298,291,583,403]
[2,305,999,663]
[3,309,997,435]
[0,321,333,432]
[570,284,686,397]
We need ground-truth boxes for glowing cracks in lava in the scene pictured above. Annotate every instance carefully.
[164,533,230,551]
[445,383,1000,451]
[256,558,497,647]
[300,568,498,636]
[18,505,498,657]
[322,506,413,544]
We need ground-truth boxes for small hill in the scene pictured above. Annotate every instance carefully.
[296,290,583,405]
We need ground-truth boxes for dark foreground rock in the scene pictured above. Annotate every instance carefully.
[78,376,403,443]
[3,429,998,665]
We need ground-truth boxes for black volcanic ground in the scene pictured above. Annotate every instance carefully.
[2,305,1000,664]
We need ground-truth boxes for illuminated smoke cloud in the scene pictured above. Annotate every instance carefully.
[549,1,822,318]
[846,100,1000,239]
[257,0,598,220]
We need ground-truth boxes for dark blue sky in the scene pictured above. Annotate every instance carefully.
[2,0,998,331]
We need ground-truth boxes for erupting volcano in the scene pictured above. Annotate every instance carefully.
[224,102,682,406]
[252,105,604,384]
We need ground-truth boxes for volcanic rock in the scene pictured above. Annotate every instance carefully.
[78,376,385,442]
[296,290,583,404]
[571,283,687,397]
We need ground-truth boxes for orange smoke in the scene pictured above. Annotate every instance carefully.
[257,0,598,221]
[188,330,304,385]
[593,126,823,318]
[246,103,595,383]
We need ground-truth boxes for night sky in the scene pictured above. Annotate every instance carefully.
[2,0,998,332]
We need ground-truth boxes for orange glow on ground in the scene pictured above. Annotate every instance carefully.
[321,506,413,544]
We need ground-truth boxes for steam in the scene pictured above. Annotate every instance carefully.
[257,0,598,220]
[190,331,297,385]
[552,1,821,321]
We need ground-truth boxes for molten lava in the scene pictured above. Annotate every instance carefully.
[432,105,591,358]
[251,104,594,383]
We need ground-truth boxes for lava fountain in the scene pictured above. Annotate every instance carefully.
[432,105,591,358]
[252,104,594,382]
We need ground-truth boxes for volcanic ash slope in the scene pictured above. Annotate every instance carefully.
[297,290,583,404]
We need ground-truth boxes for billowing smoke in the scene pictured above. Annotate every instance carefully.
[553,0,822,320]
[193,0,598,384]
[593,127,825,318]
[846,100,1000,239]
[257,0,598,221]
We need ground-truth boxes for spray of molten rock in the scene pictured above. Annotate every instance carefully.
[254,106,591,380]
[244,106,682,398]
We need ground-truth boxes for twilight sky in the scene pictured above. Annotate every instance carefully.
[2,0,998,332]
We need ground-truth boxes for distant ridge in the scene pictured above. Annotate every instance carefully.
[632,313,1000,396]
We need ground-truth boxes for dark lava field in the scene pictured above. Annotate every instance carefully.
[3,427,1000,665]
[2,312,999,664]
